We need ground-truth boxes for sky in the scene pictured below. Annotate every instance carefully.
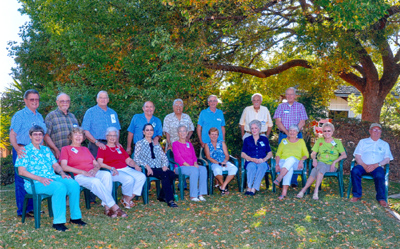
[0,0,30,93]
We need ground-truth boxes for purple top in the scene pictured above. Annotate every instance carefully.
[273,102,308,130]
[172,141,197,166]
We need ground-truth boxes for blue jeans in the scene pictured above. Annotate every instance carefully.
[27,177,82,224]
[13,147,33,216]
[278,132,303,186]
[351,165,386,201]
[246,162,269,191]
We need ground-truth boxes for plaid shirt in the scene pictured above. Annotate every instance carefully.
[273,102,308,130]
[45,108,79,150]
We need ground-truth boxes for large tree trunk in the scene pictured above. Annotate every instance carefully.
[361,91,386,123]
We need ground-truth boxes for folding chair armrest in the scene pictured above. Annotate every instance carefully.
[384,163,390,176]
[229,155,239,167]
[197,158,207,166]
[350,159,356,170]
[19,174,38,194]
[338,158,345,172]
[240,158,246,174]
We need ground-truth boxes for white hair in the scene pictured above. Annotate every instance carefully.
[251,93,263,102]
[286,87,296,95]
[56,92,69,101]
[97,90,109,99]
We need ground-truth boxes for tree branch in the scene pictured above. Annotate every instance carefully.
[204,59,311,78]
[351,64,366,78]
[338,71,365,92]
[371,5,400,30]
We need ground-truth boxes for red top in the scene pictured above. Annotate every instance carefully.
[97,145,130,169]
[172,141,197,166]
[60,146,95,175]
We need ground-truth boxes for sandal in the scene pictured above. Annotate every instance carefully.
[105,208,117,218]
[129,201,135,208]
[114,208,128,218]
[278,195,286,200]
[296,192,304,198]
[313,193,319,200]
[273,179,280,185]
[120,198,132,209]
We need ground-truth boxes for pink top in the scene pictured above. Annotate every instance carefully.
[60,146,95,175]
[172,141,197,166]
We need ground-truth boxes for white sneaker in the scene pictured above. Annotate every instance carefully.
[198,196,206,202]
[191,197,200,202]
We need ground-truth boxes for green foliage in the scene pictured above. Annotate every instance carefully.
[0,155,14,186]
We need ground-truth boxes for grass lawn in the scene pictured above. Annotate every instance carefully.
[1,177,400,248]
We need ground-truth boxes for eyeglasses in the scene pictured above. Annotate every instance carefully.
[323,130,332,132]
[208,100,218,102]
[145,129,154,132]
[58,100,70,104]
[28,98,40,102]
[371,129,382,132]
[106,135,117,137]
[31,132,43,137]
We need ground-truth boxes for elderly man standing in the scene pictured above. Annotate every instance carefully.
[9,89,48,217]
[239,93,273,140]
[126,101,162,155]
[350,123,393,207]
[273,87,308,187]
[44,93,79,158]
[163,99,194,151]
[82,91,121,157]
[197,95,226,148]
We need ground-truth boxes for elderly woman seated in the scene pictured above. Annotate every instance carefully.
[96,127,146,208]
[241,120,273,196]
[172,125,208,201]
[60,127,127,218]
[134,123,178,207]
[273,125,309,199]
[296,122,347,200]
[204,127,237,195]
[15,125,86,231]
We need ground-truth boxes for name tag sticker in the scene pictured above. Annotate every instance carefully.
[331,140,337,146]
[283,140,288,145]
[259,141,265,147]
[284,110,290,114]
[217,118,222,121]
[73,124,78,127]
[71,147,79,154]
[116,148,122,154]
[152,122,156,127]
[379,147,383,152]
[186,142,190,148]
[216,143,221,149]
[261,121,266,126]
[110,114,117,123]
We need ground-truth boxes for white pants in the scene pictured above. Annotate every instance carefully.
[211,162,238,176]
[75,170,115,208]
[113,167,146,197]
[279,156,300,186]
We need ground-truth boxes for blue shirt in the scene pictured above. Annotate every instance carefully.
[127,113,162,144]
[242,136,271,168]
[198,108,225,144]
[10,107,47,145]
[15,143,59,190]
[82,105,121,140]
[207,141,225,163]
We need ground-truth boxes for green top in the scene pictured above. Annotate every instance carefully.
[276,138,309,160]
[312,137,345,167]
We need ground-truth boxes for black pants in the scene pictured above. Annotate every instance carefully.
[151,168,176,203]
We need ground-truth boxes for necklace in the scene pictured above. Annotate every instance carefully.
[108,144,118,152]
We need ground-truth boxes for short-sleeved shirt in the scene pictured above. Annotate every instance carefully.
[276,138,309,160]
[81,105,121,140]
[45,108,79,151]
[127,113,163,144]
[60,146,95,175]
[15,143,59,190]
[239,106,273,132]
[312,137,345,167]
[207,141,225,163]
[134,139,169,168]
[163,113,194,144]
[242,136,271,168]
[198,107,225,144]
[10,107,47,145]
[97,145,129,169]
[354,137,393,165]
[273,102,308,130]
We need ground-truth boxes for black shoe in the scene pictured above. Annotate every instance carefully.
[244,191,250,195]
[291,184,298,188]
[70,219,87,226]
[168,201,178,208]
[157,197,166,203]
[52,223,69,231]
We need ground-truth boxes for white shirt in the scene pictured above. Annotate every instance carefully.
[239,106,273,132]
[354,137,393,165]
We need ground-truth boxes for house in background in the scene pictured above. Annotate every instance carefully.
[329,86,362,119]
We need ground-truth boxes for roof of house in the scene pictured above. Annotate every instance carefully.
[334,85,361,97]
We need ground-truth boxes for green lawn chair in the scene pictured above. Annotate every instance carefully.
[66,172,92,210]
[347,160,390,202]
[272,159,307,190]
[241,157,276,193]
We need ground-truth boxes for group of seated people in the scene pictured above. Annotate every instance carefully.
[16,119,391,231]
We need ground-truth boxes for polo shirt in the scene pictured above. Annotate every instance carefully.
[45,108,79,150]
[127,113,162,144]
[354,137,393,165]
[273,102,308,130]
[198,107,225,143]
[239,105,273,132]
[10,107,47,145]
[81,105,121,140]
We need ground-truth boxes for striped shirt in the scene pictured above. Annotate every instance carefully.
[45,108,79,151]
[273,102,308,130]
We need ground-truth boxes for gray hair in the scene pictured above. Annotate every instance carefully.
[249,120,262,131]
[56,92,69,101]
[288,124,299,132]
[106,126,119,137]
[24,89,40,99]
[207,95,218,102]
[97,90,109,99]
[322,122,335,132]
[29,125,45,136]
[251,93,263,102]
[173,99,183,106]
[177,124,188,133]
[286,87,296,95]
